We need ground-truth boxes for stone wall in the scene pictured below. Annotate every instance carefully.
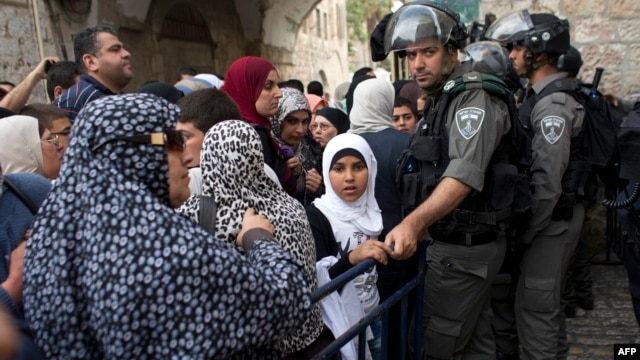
[0,0,348,104]
[0,0,59,103]
[480,0,640,98]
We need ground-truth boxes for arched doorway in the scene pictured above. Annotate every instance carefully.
[159,3,217,82]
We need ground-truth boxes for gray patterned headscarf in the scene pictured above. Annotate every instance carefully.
[270,87,311,153]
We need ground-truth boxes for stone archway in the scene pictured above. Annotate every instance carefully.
[158,3,215,82]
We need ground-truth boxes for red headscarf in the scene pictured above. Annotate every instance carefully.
[222,56,276,127]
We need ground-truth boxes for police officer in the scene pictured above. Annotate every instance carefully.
[486,11,586,360]
[382,2,512,358]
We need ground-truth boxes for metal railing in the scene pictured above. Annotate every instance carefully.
[310,242,427,360]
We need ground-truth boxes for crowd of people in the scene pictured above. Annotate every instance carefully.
[0,2,639,359]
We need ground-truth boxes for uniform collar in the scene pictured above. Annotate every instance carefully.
[530,72,567,95]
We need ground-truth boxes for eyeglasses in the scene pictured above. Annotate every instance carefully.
[310,122,334,131]
[91,130,186,152]
[41,135,60,147]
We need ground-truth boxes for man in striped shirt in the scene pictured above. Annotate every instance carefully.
[53,25,133,120]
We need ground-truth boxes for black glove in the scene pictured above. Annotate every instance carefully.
[370,13,393,62]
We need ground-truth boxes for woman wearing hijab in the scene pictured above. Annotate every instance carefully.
[177,119,329,358]
[0,115,64,180]
[306,133,392,359]
[271,87,323,206]
[222,56,298,196]
[22,94,312,359]
[348,78,418,358]
[311,107,350,149]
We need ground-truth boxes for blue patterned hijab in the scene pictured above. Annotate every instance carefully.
[23,93,311,359]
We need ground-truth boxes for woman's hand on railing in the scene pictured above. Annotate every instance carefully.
[347,240,393,266]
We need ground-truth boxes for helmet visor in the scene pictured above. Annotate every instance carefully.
[464,41,511,78]
[384,4,459,54]
[484,11,534,45]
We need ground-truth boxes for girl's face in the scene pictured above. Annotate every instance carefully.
[280,110,310,147]
[329,155,368,202]
[255,70,282,118]
[40,128,64,179]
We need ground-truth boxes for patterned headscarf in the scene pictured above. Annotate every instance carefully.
[270,87,311,153]
[23,94,311,358]
[222,56,277,127]
[177,120,323,354]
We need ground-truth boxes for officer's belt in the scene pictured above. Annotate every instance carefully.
[447,208,511,226]
[431,231,498,247]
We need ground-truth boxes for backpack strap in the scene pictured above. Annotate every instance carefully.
[198,195,217,236]
[3,178,39,214]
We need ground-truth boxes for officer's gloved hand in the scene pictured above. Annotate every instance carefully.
[370,12,393,62]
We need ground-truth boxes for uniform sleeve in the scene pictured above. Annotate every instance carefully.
[442,89,511,192]
[520,92,585,243]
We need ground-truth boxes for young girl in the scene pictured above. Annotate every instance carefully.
[306,133,392,359]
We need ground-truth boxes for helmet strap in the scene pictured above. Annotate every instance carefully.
[441,44,455,76]
[524,50,553,75]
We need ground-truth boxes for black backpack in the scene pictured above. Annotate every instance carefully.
[520,77,620,190]
[396,72,532,235]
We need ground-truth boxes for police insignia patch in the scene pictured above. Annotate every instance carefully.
[455,107,485,139]
[540,116,565,144]
[444,80,455,91]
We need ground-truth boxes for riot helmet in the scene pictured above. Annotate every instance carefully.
[464,41,522,91]
[383,1,468,56]
[557,46,583,78]
[484,10,569,55]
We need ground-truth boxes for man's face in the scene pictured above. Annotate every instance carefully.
[88,32,133,91]
[509,44,529,77]
[176,121,205,168]
[406,38,455,92]
[392,105,418,134]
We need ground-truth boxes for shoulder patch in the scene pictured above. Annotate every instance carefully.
[444,80,455,91]
[455,107,485,140]
[540,116,565,144]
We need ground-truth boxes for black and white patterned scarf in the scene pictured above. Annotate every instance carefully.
[177,120,323,354]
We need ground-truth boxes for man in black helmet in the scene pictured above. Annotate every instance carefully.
[382,2,513,358]
[486,11,586,359]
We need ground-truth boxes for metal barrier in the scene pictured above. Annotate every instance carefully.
[310,242,427,360]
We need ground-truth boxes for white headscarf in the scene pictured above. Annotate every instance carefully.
[0,115,44,176]
[194,73,224,89]
[313,133,383,235]
[348,78,395,134]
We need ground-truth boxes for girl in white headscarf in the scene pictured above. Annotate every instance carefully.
[306,133,392,359]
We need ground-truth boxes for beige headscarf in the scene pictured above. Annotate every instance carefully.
[0,115,44,176]
[348,78,395,134]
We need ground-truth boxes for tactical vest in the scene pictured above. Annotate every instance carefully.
[518,78,591,219]
[397,72,532,242]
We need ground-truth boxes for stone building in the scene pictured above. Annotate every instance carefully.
[479,0,640,99]
[0,0,349,103]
